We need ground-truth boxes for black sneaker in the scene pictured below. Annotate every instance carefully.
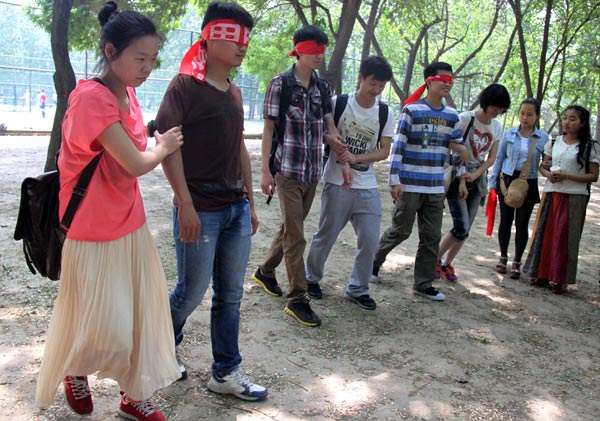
[252,268,283,297]
[307,283,322,299]
[344,292,376,310]
[414,287,446,301]
[284,299,321,327]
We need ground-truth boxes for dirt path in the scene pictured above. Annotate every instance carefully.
[1,136,599,420]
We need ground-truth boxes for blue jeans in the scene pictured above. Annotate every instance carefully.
[446,178,482,241]
[169,199,251,377]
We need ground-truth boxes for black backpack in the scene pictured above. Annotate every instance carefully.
[13,76,108,280]
[268,66,329,176]
[322,94,389,165]
[14,153,102,280]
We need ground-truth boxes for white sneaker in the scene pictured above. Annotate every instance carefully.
[414,287,446,301]
[175,349,187,380]
[207,370,268,401]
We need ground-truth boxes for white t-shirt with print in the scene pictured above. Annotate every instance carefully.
[323,92,395,189]
[458,110,503,167]
[543,136,599,195]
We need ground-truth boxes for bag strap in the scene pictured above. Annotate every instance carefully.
[519,136,538,180]
[499,135,537,195]
[463,115,475,142]
[57,76,107,232]
[448,115,475,166]
[59,153,103,231]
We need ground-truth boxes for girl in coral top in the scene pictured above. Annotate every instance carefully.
[35,3,183,420]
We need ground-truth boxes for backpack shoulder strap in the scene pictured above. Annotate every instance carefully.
[59,152,103,231]
[275,67,296,144]
[317,76,329,107]
[333,94,349,128]
[377,101,389,146]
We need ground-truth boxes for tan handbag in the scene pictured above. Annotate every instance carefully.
[499,138,537,209]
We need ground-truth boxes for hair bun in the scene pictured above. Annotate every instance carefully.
[98,1,119,27]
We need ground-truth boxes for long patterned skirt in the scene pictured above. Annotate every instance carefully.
[523,192,588,285]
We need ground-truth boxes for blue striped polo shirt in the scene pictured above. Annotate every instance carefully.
[389,99,462,194]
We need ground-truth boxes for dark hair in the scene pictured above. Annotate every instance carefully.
[520,97,540,115]
[202,1,254,30]
[563,105,593,168]
[479,83,511,111]
[293,25,329,45]
[424,62,453,79]
[97,2,161,72]
[359,56,393,82]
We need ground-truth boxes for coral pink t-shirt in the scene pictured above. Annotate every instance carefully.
[58,79,146,241]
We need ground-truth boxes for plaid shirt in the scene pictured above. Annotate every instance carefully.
[263,68,332,183]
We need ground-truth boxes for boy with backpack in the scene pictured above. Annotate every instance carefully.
[304,56,395,310]
[252,25,345,327]
[371,62,468,301]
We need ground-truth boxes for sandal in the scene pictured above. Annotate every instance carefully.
[509,261,521,279]
[495,256,508,274]
[551,283,565,295]
[529,278,550,287]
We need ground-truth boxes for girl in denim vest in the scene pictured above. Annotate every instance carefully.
[489,98,549,279]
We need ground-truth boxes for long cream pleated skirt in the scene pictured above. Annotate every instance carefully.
[35,224,180,407]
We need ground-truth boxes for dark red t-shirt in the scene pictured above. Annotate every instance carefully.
[155,75,245,211]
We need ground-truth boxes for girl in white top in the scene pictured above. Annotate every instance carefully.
[437,84,510,283]
[524,105,599,294]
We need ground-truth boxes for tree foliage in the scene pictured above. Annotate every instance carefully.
[221,0,600,129]
[19,0,600,155]
[26,0,188,170]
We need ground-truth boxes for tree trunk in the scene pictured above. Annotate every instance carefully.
[508,0,533,98]
[45,0,75,171]
[596,79,600,141]
[324,0,362,94]
[360,0,381,62]
[358,15,405,101]
[536,0,553,103]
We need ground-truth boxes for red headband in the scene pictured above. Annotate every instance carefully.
[404,74,454,105]
[201,19,250,46]
[288,40,327,57]
[179,19,251,83]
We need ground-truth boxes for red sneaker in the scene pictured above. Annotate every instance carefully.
[64,375,93,415]
[118,395,165,421]
[440,264,458,283]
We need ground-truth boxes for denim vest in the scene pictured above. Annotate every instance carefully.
[489,126,549,189]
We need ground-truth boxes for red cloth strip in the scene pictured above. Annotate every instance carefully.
[179,20,251,83]
[404,74,454,105]
[288,40,327,57]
